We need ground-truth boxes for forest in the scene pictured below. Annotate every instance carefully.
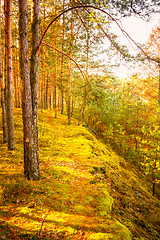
[0,0,160,239]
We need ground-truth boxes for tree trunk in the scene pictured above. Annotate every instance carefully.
[0,0,7,143]
[41,78,43,112]
[82,30,89,125]
[4,0,15,150]
[60,0,65,115]
[30,0,40,180]
[68,4,73,125]
[19,0,39,180]
[158,63,160,105]
[13,43,18,108]
[54,0,57,118]
[45,71,49,109]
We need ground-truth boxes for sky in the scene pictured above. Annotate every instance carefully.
[107,13,160,78]
[112,13,160,45]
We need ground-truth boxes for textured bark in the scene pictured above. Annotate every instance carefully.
[60,0,65,115]
[40,77,43,112]
[19,0,39,180]
[30,0,40,180]
[0,0,7,143]
[45,72,49,109]
[68,4,73,125]
[82,30,89,125]
[4,0,15,150]
[54,0,57,118]
[13,45,19,108]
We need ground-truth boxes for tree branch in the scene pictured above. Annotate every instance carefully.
[37,5,126,55]
[42,42,91,86]
[38,4,160,64]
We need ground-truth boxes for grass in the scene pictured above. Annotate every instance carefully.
[0,108,160,239]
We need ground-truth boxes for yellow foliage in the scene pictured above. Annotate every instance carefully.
[0,109,159,239]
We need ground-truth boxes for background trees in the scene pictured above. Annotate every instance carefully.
[4,0,15,150]
[0,0,7,144]
[0,0,160,191]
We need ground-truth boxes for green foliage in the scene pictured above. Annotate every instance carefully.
[73,74,160,195]
[0,109,160,239]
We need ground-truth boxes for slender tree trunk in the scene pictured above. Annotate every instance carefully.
[61,0,65,115]
[0,0,7,143]
[153,138,158,196]
[42,48,46,110]
[71,85,74,117]
[158,63,160,105]
[13,44,18,108]
[4,0,15,150]
[54,0,57,118]
[68,4,73,125]
[30,0,40,180]
[45,71,49,109]
[82,30,89,125]
[41,78,43,112]
[49,90,52,110]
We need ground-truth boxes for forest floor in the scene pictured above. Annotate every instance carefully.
[0,109,160,240]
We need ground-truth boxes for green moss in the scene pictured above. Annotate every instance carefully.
[86,196,94,204]
[97,187,114,216]
[98,197,113,216]
[74,204,85,214]
[0,109,159,240]
[88,233,114,240]
[109,221,132,240]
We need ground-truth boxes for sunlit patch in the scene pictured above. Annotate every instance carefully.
[0,109,159,239]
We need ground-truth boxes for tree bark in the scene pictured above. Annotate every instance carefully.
[4,0,15,150]
[13,44,19,108]
[19,0,40,180]
[54,0,57,118]
[82,29,89,125]
[45,71,49,109]
[68,3,73,125]
[0,0,7,143]
[61,0,65,115]
[30,0,40,180]
[158,63,160,105]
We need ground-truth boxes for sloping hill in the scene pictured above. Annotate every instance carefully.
[0,109,159,239]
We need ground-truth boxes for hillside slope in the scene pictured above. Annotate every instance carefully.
[0,109,160,240]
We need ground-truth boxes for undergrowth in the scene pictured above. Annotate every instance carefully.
[0,109,159,239]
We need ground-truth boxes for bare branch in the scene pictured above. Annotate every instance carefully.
[38,4,160,64]
[37,5,126,55]
[42,42,91,86]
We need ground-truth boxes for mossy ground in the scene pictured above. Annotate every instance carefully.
[0,109,159,239]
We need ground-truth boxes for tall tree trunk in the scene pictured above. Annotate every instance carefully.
[4,0,15,150]
[42,47,46,110]
[0,0,7,143]
[54,0,57,118]
[45,71,49,109]
[40,77,43,112]
[19,0,39,180]
[82,30,89,125]
[68,4,73,125]
[13,44,18,108]
[158,63,160,105]
[60,0,65,115]
[30,0,40,180]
